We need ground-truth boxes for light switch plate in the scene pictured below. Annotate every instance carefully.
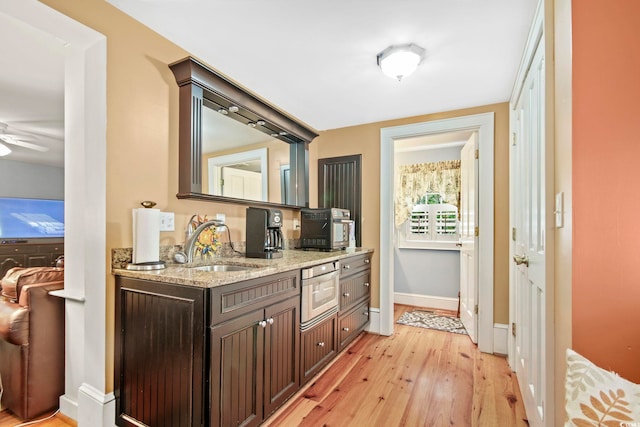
[159,212,175,231]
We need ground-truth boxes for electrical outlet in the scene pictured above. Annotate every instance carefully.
[159,212,175,231]
[293,219,300,230]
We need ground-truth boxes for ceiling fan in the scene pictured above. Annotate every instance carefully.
[0,121,51,156]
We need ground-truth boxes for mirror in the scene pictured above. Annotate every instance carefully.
[169,57,317,208]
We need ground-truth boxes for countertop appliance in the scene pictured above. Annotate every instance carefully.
[300,208,352,251]
[246,207,283,259]
[300,261,340,331]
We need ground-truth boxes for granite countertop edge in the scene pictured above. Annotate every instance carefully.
[112,248,373,288]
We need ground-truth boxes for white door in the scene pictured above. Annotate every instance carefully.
[459,132,478,342]
[221,167,262,200]
[512,34,549,426]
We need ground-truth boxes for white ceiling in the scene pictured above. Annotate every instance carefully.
[0,0,538,167]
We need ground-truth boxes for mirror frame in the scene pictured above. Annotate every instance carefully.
[169,56,318,208]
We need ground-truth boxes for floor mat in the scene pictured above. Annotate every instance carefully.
[396,310,468,335]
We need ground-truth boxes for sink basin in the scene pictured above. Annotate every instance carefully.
[190,264,256,272]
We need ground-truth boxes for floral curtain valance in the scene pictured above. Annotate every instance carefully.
[395,160,461,227]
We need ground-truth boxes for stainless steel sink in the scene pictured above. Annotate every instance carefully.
[189,264,256,272]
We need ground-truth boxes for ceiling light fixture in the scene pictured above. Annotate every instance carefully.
[376,43,426,82]
[0,142,11,156]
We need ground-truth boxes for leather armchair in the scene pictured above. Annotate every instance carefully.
[0,266,65,420]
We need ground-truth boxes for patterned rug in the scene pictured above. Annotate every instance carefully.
[397,310,468,335]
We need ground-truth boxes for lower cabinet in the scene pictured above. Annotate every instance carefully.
[115,277,206,427]
[210,295,299,427]
[300,314,338,385]
[114,252,372,427]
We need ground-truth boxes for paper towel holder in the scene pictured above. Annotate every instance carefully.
[127,200,166,271]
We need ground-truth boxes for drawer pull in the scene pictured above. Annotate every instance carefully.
[258,320,267,328]
[363,282,370,287]
[317,341,325,347]
[343,292,350,297]
[343,265,350,270]
[267,317,274,325]
[364,259,370,264]
[363,311,369,316]
[342,327,350,332]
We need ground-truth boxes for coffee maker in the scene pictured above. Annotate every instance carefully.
[246,207,284,259]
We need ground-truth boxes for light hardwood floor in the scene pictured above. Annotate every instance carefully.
[264,304,528,427]
[0,410,75,427]
[0,305,527,427]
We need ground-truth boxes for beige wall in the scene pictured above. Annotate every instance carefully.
[310,103,511,324]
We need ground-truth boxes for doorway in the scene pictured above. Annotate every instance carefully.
[0,1,110,423]
[379,113,495,353]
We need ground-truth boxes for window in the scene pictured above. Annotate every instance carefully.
[398,198,459,250]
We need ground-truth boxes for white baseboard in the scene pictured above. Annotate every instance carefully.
[59,394,79,421]
[493,323,509,355]
[77,384,116,427]
[366,307,381,334]
[394,292,459,312]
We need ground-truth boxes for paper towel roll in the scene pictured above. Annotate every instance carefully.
[132,208,160,264]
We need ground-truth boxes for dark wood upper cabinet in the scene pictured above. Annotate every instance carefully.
[169,57,317,208]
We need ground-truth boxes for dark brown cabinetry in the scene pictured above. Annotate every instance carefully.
[0,242,64,278]
[338,253,371,351]
[209,270,300,427]
[300,313,337,385]
[114,277,206,427]
[114,252,372,427]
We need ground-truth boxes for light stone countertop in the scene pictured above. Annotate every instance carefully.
[112,248,373,288]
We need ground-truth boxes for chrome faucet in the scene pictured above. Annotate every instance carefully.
[174,218,226,264]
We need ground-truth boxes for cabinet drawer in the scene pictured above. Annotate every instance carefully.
[211,270,299,324]
[340,253,371,278]
[339,269,370,313]
[300,313,337,385]
[338,300,370,351]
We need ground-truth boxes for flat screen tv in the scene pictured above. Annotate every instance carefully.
[0,197,64,240]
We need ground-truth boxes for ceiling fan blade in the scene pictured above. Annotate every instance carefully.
[0,135,49,152]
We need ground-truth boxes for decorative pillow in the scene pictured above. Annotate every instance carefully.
[565,349,640,426]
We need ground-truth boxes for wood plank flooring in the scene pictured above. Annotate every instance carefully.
[0,410,75,427]
[0,304,527,427]
[264,304,528,427]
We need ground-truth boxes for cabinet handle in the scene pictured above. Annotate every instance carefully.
[364,259,370,264]
[363,282,370,287]
[317,342,325,347]
[363,311,369,316]
[258,320,267,328]
[343,264,350,270]
[343,292,350,297]
[342,327,350,332]
[267,317,274,325]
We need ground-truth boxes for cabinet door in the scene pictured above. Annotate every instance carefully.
[211,309,265,427]
[264,296,299,417]
[115,278,205,427]
[300,314,337,385]
[26,253,50,268]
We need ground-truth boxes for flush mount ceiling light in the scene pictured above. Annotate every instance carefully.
[376,43,426,81]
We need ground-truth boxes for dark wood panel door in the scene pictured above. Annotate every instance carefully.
[115,278,206,427]
[211,309,265,427]
[264,296,300,417]
[318,154,362,246]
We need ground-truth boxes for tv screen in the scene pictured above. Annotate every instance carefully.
[0,197,64,239]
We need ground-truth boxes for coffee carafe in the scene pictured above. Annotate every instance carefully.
[246,207,284,259]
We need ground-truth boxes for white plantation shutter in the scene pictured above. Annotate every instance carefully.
[400,203,459,249]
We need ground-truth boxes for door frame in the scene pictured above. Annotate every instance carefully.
[379,112,495,353]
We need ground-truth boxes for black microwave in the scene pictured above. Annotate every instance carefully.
[300,208,352,251]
